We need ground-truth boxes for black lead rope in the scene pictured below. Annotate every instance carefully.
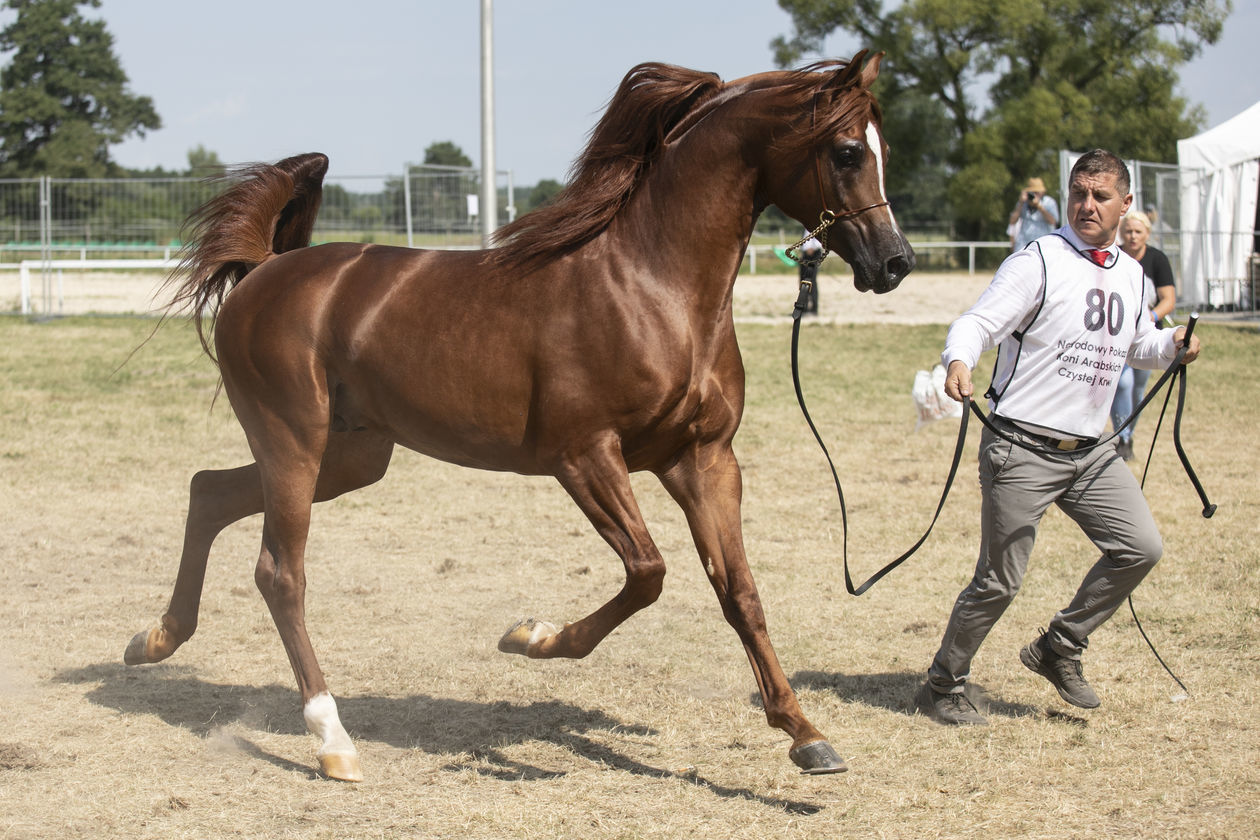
[790,287,1214,687]
[790,282,970,596]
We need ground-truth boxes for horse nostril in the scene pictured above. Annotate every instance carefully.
[887,251,914,281]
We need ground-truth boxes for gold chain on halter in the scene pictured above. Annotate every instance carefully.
[786,209,838,267]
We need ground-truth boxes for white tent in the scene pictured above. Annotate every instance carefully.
[1178,102,1260,309]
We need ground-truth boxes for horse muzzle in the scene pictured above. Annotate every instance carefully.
[852,242,915,293]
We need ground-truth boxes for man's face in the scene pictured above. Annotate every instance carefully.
[1067,171,1133,248]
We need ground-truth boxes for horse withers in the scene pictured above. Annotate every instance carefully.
[126,51,913,781]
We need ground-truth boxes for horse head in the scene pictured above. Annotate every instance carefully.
[755,51,915,293]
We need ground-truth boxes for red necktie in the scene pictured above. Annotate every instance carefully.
[1087,249,1108,266]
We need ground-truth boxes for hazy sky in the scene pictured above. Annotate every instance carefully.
[74,1,1260,185]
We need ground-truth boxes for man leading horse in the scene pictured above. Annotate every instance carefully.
[916,149,1202,725]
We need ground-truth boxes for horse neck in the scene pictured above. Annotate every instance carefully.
[605,120,761,305]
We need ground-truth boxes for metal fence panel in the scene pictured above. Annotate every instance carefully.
[0,178,44,253]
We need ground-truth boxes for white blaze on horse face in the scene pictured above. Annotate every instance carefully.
[864,121,898,226]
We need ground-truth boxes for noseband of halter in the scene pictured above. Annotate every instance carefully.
[785,90,890,267]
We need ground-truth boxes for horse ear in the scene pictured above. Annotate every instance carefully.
[829,49,873,91]
[859,51,884,88]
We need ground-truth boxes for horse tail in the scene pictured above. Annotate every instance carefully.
[165,152,329,357]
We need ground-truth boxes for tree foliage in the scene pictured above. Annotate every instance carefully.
[0,0,160,177]
[184,145,224,178]
[423,140,473,169]
[773,0,1230,238]
[519,178,563,213]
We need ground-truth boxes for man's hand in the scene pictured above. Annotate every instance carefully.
[1174,326,1202,364]
[945,359,974,402]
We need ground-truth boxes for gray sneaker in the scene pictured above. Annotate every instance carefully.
[915,682,988,726]
[1020,630,1100,709]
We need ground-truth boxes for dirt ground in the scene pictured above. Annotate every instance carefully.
[732,270,992,324]
[1,277,1256,839]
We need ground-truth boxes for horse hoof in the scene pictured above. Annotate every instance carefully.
[124,627,173,666]
[319,752,363,782]
[497,618,560,657]
[789,739,848,775]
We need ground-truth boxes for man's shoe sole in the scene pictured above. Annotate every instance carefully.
[1020,643,1100,709]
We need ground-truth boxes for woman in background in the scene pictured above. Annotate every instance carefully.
[1111,211,1176,460]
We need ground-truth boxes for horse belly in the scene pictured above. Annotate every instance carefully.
[334,346,544,475]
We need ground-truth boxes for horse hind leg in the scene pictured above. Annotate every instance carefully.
[251,427,392,783]
[658,444,846,775]
[128,414,391,780]
[498,438,666,659]
[126,431,395,668]
[124,463,264,665]
[239,397,376,782]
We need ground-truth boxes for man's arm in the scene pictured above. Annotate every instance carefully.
[1037,196,1059,226]
[940,249,1045,401]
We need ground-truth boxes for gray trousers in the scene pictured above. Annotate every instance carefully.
[927,422,1163,693]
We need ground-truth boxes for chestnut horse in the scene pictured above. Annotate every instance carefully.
[126,51,913,781]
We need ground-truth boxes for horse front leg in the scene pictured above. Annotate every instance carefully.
[498,436,666,659]
[658,443,846,775]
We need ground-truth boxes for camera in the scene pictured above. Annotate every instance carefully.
[1026,191,1037,202]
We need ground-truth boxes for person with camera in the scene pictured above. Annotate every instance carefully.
[1009,177,1059,251]
[914,150,1202,726]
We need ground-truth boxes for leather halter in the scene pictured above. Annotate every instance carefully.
[785,93,890,266]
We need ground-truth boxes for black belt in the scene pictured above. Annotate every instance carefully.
[995,417,1098,451]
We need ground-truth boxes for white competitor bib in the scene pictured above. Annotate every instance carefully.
[943,229,1178,440]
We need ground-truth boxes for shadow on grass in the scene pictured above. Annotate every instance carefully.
[55,662,825,815]
[791,669,1043,720]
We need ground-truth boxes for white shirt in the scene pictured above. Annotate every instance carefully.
[943,226,1179,439]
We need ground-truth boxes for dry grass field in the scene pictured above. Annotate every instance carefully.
[1,270,1257,839]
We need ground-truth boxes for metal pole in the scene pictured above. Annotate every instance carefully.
[40,176,51,316]
[505,170,516,224]
[403,166,414,248]
[479,0,497,248]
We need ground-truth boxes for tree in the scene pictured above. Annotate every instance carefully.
[773,0,1231,239]
[185,144,224,177]
[423,140,472,168]
[0,0,160,177]
[520,178,563,213]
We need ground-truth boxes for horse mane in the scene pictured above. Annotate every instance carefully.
[767,55,882,160]
[489,55,879,272]
[489,63,723,271]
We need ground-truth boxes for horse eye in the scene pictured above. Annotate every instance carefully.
[832,140,866,169]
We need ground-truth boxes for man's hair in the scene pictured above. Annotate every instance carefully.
[1070,149,1130,195]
